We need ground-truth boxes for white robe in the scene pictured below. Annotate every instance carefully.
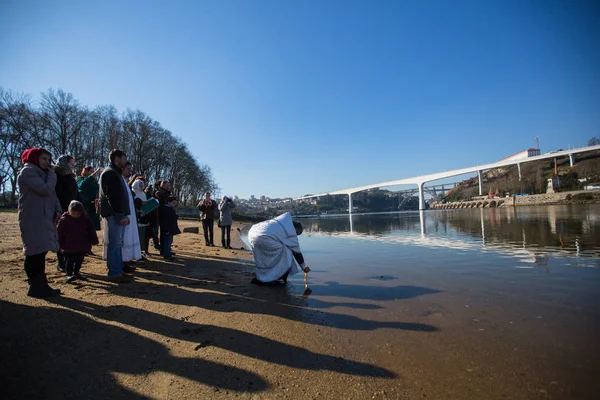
[102,177,141,262]
[121,177,142,262]
[248,212,302,282]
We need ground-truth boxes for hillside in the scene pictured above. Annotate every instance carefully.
[444,150,600,202]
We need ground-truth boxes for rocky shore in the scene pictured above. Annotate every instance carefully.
[431,190,600,209]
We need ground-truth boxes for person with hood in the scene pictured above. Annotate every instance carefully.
[218,195,236,249]
[77,166,101,231]
[248,212,311,285]
[56,200,99,283]
[17,147,63,297]
[197,192,217,246]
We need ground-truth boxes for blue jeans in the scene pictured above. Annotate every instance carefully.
[162,234,173,258]
[106,216,125,277]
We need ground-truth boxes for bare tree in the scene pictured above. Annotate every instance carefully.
[39,88,88,159]
[0,86,218,205]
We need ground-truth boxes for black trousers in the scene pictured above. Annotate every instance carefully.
[220,225,231,244]
[141,225,152,252]
[24,252,47,279]
[202,219,214,244]
[65,253,85,276]
[57,251,66,270]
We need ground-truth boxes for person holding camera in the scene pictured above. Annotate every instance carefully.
[218,196,236,249]
[197,192,217,246]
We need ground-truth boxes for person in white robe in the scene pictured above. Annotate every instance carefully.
[102,164,141,263]
[248,212,310,284]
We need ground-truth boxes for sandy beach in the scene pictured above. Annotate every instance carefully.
[1,211,598,399]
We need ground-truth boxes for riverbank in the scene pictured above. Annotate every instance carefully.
[0,214,402,399]
[1,212,597,399]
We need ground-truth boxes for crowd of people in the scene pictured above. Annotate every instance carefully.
[17,147,310,299]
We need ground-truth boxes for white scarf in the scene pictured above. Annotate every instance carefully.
[132,180,147,202]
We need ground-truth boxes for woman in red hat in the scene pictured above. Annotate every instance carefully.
[17,147,63,298]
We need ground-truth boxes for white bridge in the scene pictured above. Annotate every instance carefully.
[296,145,600,211]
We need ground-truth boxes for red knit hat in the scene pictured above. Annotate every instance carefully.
[21,148,51,171]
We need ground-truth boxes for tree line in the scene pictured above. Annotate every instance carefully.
[0,87,217,206]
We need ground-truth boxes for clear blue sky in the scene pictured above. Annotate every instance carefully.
[1,0,599,199]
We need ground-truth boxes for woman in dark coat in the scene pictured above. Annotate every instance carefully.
[54,155,82,212]
[77,166,101,230]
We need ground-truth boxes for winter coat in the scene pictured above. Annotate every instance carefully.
[98,164,130,219]
[197,199,217,220]
[54,165,82,212]
[56,212,99,254]
[17,163,63,256]
[77,175,101,230]
[218,199,236,226]
[159,205,181,236]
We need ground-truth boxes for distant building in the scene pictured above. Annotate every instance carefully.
[499,148,541,163]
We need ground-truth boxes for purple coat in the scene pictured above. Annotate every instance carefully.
[56,212,99,254]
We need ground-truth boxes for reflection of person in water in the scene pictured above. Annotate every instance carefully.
[248,212,311,285]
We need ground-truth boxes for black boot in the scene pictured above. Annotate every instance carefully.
[43,274,61,295]
[27,275,57,298]
[222,240,227,248]
[227,239,232,249]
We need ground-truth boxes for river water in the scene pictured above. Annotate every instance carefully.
[244,205,600,398]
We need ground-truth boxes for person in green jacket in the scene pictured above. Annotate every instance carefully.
[77,166,101,231]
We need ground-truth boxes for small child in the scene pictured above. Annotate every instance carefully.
[159,196,181,261]
[56,200,99,283]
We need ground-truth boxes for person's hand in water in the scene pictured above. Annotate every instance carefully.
[303,265,311,273]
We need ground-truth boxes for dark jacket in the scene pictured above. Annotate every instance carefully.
[197,199,217,220]
[99,164,130,219]
[155,187,171,205]
[56,212,99,254]
[54,165,82,212]
[77,175,101,230]
[159,205,181,236]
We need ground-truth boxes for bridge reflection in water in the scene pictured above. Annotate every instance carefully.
[299,205,600,265]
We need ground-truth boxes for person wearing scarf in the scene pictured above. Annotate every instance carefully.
[17,148,63,297]
[132,179,152,257]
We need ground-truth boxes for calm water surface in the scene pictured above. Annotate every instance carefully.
[243,205,600,398]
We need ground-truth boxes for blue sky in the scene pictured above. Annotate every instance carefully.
[1,0,599,199]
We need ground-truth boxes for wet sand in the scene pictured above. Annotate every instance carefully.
[0,212,598,399]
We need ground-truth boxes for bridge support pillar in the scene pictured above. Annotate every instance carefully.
[569,153,574,167]
[478,170,483,196]
[418,182,426,210]
[348,193,353,214]
[517,163,522,181]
